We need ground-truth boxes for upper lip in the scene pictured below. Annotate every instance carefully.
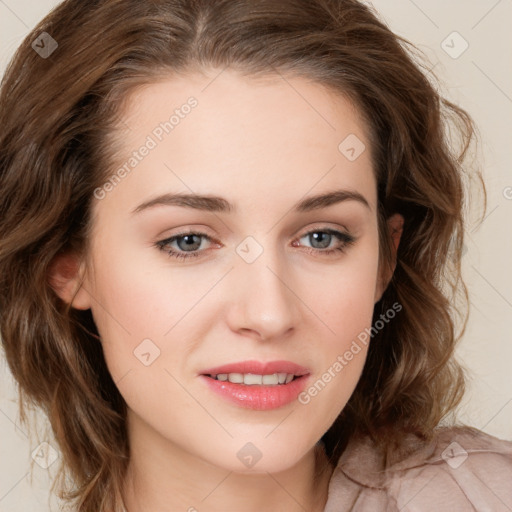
[200,360,310,376]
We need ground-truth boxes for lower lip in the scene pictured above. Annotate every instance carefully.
[199,375,310,410]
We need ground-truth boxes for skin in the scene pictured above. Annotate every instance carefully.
[50,69,403,512]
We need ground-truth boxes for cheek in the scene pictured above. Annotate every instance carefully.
[306,241,380,346]
[296,241,379,412]
[321,271,377,328]
[85,236,222,377]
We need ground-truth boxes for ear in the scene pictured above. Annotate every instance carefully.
[47,251,92,310]
[374,213,404,303]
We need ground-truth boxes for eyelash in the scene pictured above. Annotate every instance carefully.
[155,228,356,261]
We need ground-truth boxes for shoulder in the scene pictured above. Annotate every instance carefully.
[324,426,512,512]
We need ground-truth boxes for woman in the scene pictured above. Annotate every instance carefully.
[0,1,511,511]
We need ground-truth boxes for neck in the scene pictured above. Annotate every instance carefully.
[121,413,334,512]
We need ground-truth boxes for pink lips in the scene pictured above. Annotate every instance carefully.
[199,360,311,411]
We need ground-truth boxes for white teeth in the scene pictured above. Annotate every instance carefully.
[262,374,278,385]
[245,374,263,385]
[210,372,297,385]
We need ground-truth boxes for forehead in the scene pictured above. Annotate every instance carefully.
[95,70,377,220]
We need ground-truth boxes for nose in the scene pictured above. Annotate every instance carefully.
[225,246,301,341]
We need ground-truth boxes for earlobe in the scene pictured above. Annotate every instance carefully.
[374,213,404,303]
[47,251,91,310]
[389,213,404,254]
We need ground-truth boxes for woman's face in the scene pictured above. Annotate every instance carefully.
[77,70,390,473]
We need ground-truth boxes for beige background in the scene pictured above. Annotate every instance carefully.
[1,0,511,510]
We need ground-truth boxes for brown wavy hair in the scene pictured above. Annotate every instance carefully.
[0,0,485,510]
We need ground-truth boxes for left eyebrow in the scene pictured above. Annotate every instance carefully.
[130,188,371,215]
[295,189,370,212]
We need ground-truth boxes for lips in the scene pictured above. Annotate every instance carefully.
[200,360,310,377]
[198,360,311,410]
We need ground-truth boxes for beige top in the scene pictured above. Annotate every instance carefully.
[324,426,512,511]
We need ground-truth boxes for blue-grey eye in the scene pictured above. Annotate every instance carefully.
[174,234,204,252]
[307,231,333,249]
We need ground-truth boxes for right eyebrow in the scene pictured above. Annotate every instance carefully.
[131,193,233,214]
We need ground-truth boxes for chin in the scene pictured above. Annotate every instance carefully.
[203,438,313,475]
